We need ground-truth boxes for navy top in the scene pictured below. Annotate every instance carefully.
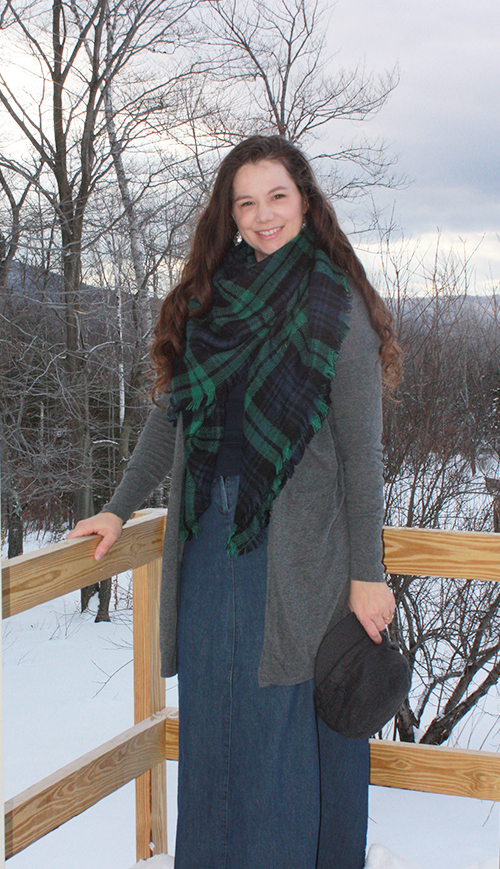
[213,373,246,477]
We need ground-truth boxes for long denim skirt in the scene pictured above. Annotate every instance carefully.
[175,476,369,869]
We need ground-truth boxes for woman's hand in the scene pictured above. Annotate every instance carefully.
[348,579,396,644]
[66,512,124,561]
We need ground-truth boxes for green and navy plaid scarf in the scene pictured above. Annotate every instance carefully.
[169,226,351,554]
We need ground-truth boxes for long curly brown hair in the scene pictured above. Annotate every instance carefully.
[152,135,402,396]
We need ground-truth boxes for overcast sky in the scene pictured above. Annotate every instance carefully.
[323,0,499,288]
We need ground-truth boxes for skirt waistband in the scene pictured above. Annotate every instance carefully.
[211,474,239,517]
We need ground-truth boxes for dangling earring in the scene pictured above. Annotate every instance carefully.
[235,231,242,244]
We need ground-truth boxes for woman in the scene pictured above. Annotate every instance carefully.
[68,135,399,868]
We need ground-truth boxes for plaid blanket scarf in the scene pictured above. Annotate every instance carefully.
[169,226,351,554]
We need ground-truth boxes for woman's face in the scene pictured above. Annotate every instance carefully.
[232,159,306,262]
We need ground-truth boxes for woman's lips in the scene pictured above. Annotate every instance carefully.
[255,226,284,239]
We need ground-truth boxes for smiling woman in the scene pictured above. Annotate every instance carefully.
[68,135,401,868]
[232,160,307,260]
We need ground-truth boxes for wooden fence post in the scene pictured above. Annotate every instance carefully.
[133,557,168,861]
[484,478,500,868]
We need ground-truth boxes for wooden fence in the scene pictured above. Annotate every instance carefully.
[2,512,500,863]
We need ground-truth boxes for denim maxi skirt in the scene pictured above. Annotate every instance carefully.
[175,476,369,869]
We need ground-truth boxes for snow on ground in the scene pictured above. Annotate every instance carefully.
[126,850,498,869]
[2,581,499,869]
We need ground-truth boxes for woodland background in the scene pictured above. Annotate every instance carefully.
[1,0,500,750]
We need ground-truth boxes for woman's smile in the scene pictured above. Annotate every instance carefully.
[254,225,286,243]
[232,159,306,261]
[257,227,283,236]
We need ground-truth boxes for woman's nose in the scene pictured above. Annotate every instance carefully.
[255,201,273,223]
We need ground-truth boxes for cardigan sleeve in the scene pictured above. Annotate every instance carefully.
[104,401,177,524]
[328,284,385,583]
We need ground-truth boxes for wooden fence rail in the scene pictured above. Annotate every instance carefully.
[3,515,500,862]
[5,709,175,858]
[1,508,167,619]
[383,525,500,582]
[2,509,168,862]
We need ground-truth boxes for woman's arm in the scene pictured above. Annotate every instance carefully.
[329,285,395,641]
[67,403,177,560]
[103,403,177,522]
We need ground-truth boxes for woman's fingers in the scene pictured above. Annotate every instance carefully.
[66,512,124,561]
[348,579,396,644]
[93,528,121,561]
[359,614,385,644]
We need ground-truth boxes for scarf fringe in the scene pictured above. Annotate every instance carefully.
[226,332,349,556]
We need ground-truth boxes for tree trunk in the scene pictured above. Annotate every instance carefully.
[7,487,24,558]
[395,698,417,743]
[60,241,94,523]
[95,579,111,622]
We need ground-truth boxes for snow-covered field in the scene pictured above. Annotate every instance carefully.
[2,555,499,868]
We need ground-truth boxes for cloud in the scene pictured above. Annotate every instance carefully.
[325,0,500,243]
[355,229,499,296]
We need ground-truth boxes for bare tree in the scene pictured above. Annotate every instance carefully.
[0,0,197,617]
[189,0,400,199]
[0,168,44,555]
[380,236,500,745]
[0,166,36,290]
[0,0,195,523]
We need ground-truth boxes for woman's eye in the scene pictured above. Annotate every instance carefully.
[240,200,253,207]
[273,193,285,200]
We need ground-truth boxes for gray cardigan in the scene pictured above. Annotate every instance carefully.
[105,284,385,687]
